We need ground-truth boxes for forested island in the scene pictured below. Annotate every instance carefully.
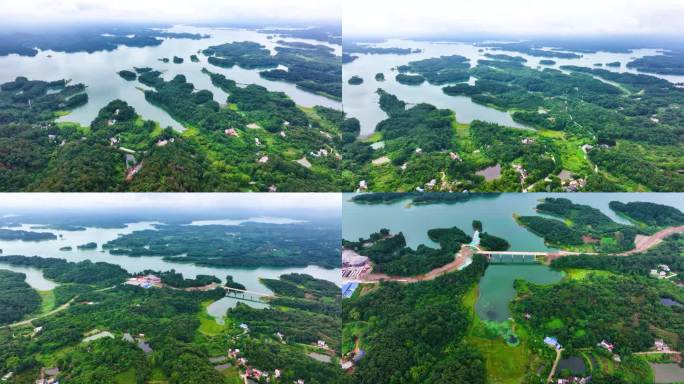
[102,221,341,269]
[0,25,207,57]
[0,255,346,383]
[515,198,684,253]
[203,40,342,99]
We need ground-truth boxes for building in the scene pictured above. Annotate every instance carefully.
[544,337,561,349]
[598,340,614,352]
[125,274,162,288]
[224,128,239,137]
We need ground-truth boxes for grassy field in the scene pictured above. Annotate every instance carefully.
[38,290,56,314]
[198,300,226,336]
[113,367,137,384]
[463,285,540,384]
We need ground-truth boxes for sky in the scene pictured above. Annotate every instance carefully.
[343,0,684,38]
[0,0,341,25]
[0,193,341,212]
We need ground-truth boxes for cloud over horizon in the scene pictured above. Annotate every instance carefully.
[0,0,341,26]
[343,0,684,38]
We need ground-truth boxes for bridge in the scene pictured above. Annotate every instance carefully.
[474,249,593,264]
[222,287,273,304]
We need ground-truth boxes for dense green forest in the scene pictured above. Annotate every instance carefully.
[345,49,684,191]
[102,222,341,269]
[0,256,346,383]
[551,235,684,276]
[0,270,41,325]
[512,274,683,355]
[0,65,350,191]
[609,201,684,227]
[343,225,471,276]
[0,229,56,241]
[342,255,488,383]
[203,40,342,99]
[516,198,648,252]
[0,26,206,57]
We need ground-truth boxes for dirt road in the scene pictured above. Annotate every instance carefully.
[620,226,684,255]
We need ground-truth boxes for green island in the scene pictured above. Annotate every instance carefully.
[0,229,56,241]
[342,198,684,384]
[346,52,684,192]
[347,76,363,85]
[101,221,340,269]
[0,255,347,383]
[203,40,341,100]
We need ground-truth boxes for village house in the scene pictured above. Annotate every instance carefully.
[521,137,534,145]
[279,130,286,138]
[257,156,269,164]
[255,137,261,146]
[598,339,614,352]
[317,340,328,349]
[654,339,671,352]
[544,336,561,350]
[449,152,462,161]
[357,180,368,192]
[225,128,239,137]
[268,185,277,192]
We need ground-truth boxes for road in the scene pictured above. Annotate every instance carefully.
[361,246,473,283]
[547,348,564,383]
[2,285,116,329]
[620,226,684,255]
[5,297,77,329]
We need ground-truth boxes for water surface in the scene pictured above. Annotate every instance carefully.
[0,26,341,131]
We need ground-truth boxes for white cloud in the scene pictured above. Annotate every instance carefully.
[343,0,684,38]
[0,193,341,211]
[0,0,341,24]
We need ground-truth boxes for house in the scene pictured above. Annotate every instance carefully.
[449,152,462,161]
[276,332,284,341]
[357,180,368,192]
[544,337,561,349]
[138,340,153,354]
[279,131,286,138]
[240,323,249,331]
[109,137,119,146]
[274,369,281,378]
[257,156,269,164]
[317,340,327,348]
[580,144,593,154]
[340,360,353,370]
[268,185,277,192]
[255,138,261,146]
[521,137,534,145]
[155,139,169,146]
[122,333,135,343]
[425,179,437,190]
[415,147,422,154]
[224,128,239,137]
[598,340,614,352]
[654,339,670,352]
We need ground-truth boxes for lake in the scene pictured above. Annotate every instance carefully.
[475,264,564,322]
[343,39,684,136]
[343,193,684,251]
[0,219,341,323]
[0,25,341,131]
[342,192,684,322]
